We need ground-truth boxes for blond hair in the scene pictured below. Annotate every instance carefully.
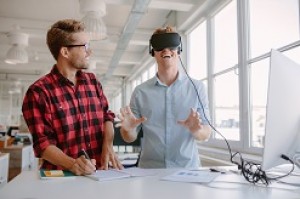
[153,26,176,34]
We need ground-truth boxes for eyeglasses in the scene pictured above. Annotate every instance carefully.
[65,43,90,52]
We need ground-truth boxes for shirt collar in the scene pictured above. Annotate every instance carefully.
[50,65,87,86]
[154,71,184,86]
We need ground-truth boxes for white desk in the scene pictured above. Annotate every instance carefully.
[0,153,9,188]
[1,145,36,181]
[0,169,299,199]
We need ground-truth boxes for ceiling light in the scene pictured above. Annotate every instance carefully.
[79,0,107,40]
[5,31,29,64]
[5,45,28,64]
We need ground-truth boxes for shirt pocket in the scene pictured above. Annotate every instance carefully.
[50,102,68,121]
[50,102,74,131]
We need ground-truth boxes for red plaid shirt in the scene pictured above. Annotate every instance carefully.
[22,65,115,170]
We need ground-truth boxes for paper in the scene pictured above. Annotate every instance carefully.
[85,170,131,181]
[85,168,159,181]
[122,167,160,177]
[161,170,221,183]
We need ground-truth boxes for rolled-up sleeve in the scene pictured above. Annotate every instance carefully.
[22,87,56,157]
[95,81,115,122]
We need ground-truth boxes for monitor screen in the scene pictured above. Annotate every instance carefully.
[261,49,300,171]
[7,126,19,137]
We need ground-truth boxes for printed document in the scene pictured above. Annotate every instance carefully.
[161,169,221,183]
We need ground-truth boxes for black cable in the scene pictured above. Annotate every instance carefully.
[178,56,294,185]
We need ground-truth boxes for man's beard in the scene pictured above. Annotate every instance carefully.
[70,59,89,70]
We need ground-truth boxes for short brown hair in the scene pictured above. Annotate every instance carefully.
[153,26,176,35]
[46,19,85,60]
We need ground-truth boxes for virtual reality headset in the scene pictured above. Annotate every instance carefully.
[149,32,182,56]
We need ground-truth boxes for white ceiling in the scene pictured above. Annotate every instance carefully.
[0,0,226,98]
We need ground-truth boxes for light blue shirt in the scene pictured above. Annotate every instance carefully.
[130,72,211,168]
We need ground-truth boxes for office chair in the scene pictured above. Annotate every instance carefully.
[113,122,143,167]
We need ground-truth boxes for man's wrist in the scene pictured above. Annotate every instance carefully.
[65,158,76,171]
[122,125,136,134]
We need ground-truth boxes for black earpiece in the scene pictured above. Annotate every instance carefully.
[149,40,154,56]
[177,47,181,55]
[151,49,154,57]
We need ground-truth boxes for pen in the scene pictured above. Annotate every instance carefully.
[80,149,97,172]
[81,148,91,160]
[209,168,226,174]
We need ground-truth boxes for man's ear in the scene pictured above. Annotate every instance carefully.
[60,47,69,59]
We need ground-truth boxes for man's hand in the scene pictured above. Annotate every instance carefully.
[99,144,124,170]
[177,108,211,141]
[177,108,203,134]
[69,156,96,176]
[116,106,146,132]
[41,145,96,176]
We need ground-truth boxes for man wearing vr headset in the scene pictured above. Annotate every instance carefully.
[118,26,211,168]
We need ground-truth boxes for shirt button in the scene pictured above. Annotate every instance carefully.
[88,144,91,148]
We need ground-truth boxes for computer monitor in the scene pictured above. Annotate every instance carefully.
[7,126,19,137]
[261,49,300,171]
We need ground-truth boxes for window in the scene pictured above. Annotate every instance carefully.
[214,0,238,73]
[250,59,269,147]
[188,0,299,156]
[212,0,239,142]
[188,22,207,80]
[214,71,240,141]
[249,0,300,148]
[249,0,299,58]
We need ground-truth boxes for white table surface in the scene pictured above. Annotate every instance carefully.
[0,169,300,199]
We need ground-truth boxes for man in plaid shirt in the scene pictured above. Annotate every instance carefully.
[22,19,123,175]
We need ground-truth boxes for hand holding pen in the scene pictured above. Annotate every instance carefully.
[68,149,96,176]
[78,149,97,173]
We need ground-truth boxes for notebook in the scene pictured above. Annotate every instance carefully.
[85,169,131,181]
[39,169,76,180]
[85,168,159,181]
